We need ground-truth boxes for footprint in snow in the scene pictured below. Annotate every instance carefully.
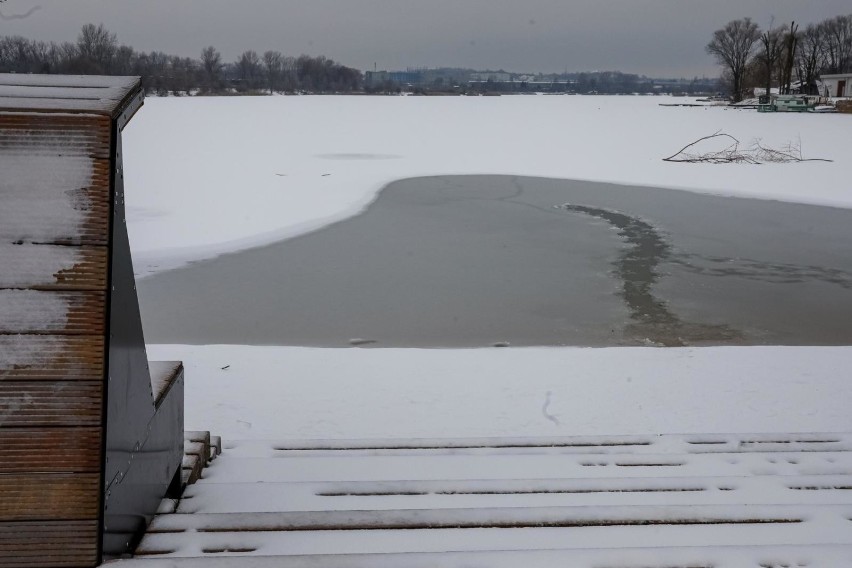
[542,391,560,426]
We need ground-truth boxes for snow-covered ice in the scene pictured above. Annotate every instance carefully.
[123,95,852,277]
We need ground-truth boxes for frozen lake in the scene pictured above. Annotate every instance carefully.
[138,176,852,347]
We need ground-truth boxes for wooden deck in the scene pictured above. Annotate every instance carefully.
[118,432,852,567]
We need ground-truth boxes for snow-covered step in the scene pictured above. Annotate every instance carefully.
[177,474,852,514]
[126,432,852,566]
[197,451,852,484]
[147,504,833,532]
[104,544,852,568]
[136,519,852,558]
[222,432,852,457]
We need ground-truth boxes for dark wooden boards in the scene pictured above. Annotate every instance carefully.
[1,78,117,568]
[1,73,183,567]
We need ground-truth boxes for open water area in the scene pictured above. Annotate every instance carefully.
[138,175,852,347]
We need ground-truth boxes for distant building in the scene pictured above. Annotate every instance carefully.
[470,71,513,82]
[364,71,389,87]
[388,71,422,85]
[821,73,852,98]
[365,70,425,88]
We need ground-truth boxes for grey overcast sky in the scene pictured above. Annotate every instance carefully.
[1,0,850,77]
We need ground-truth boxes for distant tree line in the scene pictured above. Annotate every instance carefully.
[571,72,716,95]
[707,13,852,101]
[0,23,362,95]
[464,72,716,96]
[366,67,718,96]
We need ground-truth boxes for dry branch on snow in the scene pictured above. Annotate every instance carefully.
[663,131,833,164]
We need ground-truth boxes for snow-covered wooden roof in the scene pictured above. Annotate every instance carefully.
[0,73,141,117]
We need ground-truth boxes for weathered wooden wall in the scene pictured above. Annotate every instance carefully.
[0,111,113,567]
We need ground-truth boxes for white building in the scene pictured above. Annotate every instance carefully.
[821,73,852,98]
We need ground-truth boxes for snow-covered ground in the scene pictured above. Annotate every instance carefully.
[148,344,852,441]
[122,95,852,441]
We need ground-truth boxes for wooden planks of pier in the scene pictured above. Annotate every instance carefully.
[119,431,852,567]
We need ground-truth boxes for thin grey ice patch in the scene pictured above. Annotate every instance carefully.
[0,244,85,288]
[672,253,852,290]
[559,203,740,346]
[0,290,69,333]
[0,138,94,243]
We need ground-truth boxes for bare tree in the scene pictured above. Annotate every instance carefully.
[77,23,117,73]
[757,23,785,97]
[282,56,297,91]
[169,56,197,96]
[830,14,852,73]
[236,50,262,91]
[706,18,761,102]
[58,41,78,64]
[779,23,798,94]
[0,36,34,72]
[200,46,224,93]
[819,20,840,74]
[113,45,136,75]
[147,51,170,95]
[262,50,283,94]
[796,24,825,94]
[819,15,852,74]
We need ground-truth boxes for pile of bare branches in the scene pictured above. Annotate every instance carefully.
[663,131,832,164]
